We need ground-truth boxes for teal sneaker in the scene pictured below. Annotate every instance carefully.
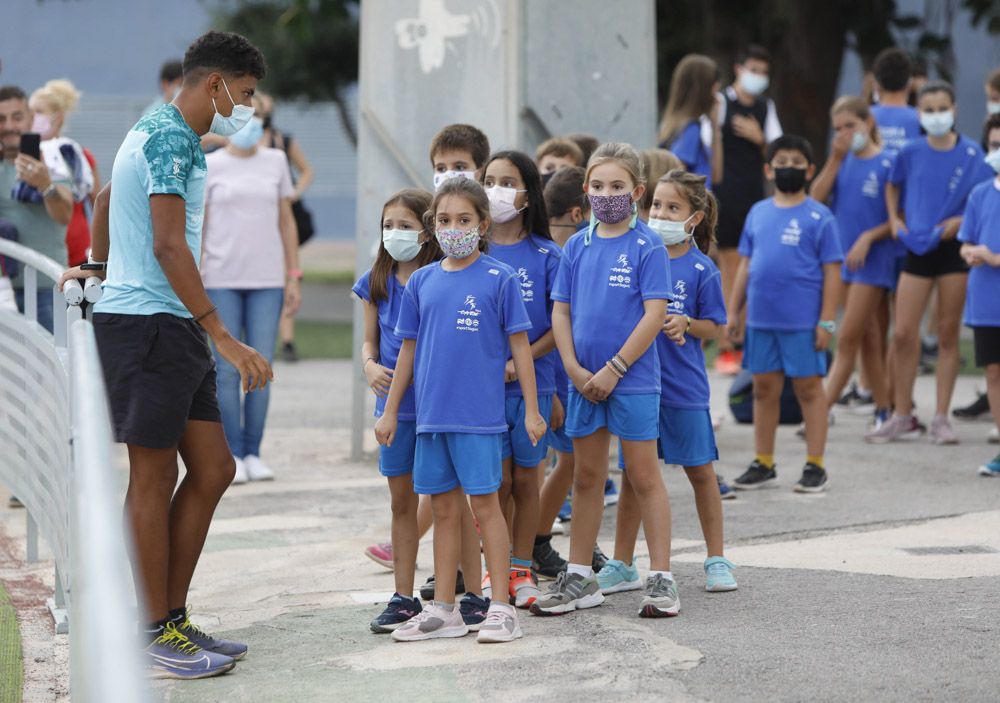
[704,556,738,592]
[596,559,642,594]
[977,453,1000,477]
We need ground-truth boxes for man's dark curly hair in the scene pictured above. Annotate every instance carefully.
[182,30,267,82]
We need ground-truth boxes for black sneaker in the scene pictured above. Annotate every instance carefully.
[734,460,777,490]
[532,538,567,580]
[793,463,828,493]
[592,544,609,573]
[418,570,466,601]
[280,341,299,363]
[836,382,861,406]
[369,593,421,633]
[953,393,991,421]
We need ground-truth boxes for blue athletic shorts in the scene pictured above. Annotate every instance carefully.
[379,419,416,477]
[566,391,659,441]
[414,432,502,496]
[502,394,552,467]
[657,406,718,467]
[547,401,574,454]
[744,327,827,378]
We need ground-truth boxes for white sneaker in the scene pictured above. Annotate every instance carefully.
[391,602,468,642]
[550,518,565,535]
[232,457,249,485]
[243,455,275,481]
[476,602,523,643]
[989,426,999,445]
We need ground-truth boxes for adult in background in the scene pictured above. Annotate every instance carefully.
[0,84,73,333]
[60,31,271,679]
[202,98,302,483]
[29,78,99,266]
[256,92,315,362]
[712,45,783,376]
[142,59,184,116]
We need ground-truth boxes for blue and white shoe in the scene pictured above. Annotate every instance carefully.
[704,556,738,592]
[146,623,236,679]
[603,478,619,506]
[977,454,1000,477]
[717,475,736,500]
[175,609,248,660]
[370,593,422,633]
[596,559,642,594]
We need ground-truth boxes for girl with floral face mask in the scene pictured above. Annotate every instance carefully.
[535,142,679,619]
[479,150,561,609]
[376,178,546,644]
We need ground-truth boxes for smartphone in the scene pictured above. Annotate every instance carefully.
[19,133,41,161]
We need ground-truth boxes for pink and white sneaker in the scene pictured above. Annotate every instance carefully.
[364,542,394,570]
[929,414,959,445]
[864,415,925,444]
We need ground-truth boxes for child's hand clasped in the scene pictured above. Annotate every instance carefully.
[583,365,620,403]
[663,314,688,345]
[374,414,397,447]
[363,361,394,397]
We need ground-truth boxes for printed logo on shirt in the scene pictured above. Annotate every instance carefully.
[948,167,964,193]
[608,253,633,289]
[878,126,906,151]
[781,218,802,246]
[456,294,481,332]
[515,267,535,302]
[172,157,183,178]
[668,278,688,314]
[862,171,880,198]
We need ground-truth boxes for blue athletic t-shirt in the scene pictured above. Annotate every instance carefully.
[96,103,206,317]
[353,269,416,420]
[551,223,672,395]
[488,235,561,397]
[871,105,922,153]
[738,197,843,331]
[889,135,993,256]
[958,178,1000,327]
[830,151,897,289]
[659,247,727,409]
[395,255,531,434]
[669,120,712,185]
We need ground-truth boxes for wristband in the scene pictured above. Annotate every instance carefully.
[608,357,627,376]
[287,268,303,280]
[605,360,624,379]
[80,262,106,271]
[817,320,836,333]
[613,353,630,372]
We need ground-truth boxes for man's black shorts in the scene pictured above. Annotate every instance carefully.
[902,238,969,278]
[93,313,221,449]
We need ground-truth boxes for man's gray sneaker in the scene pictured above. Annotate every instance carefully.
[639,574,680,618]
[476,602,523,643]
[390,602,468,641]
[529,571,604,616]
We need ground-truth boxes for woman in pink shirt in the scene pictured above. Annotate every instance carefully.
[201,98,302,483]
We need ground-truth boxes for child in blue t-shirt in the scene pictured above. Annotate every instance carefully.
[960,114,1000,476]
[728,135,843,493]
[870,47,922,152]
[608,170,737,595]
[376,178,546,644]
[657,54,722,187]
[811,97,896,430]
[353,189,443,633]
[533,143,677,619]
[480,150,561,609]
[868,81,995,445]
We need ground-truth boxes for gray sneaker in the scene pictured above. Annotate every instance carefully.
[390,602,468,642]
[476,602,523,643]
[639,574,680,618]
[529,571,604,616]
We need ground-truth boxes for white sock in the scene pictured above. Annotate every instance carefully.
[567,562,594,579]
[433,600,456,612]
[649,570,674,581]
[489,600,515,612]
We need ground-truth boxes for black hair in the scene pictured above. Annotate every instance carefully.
[766,134,814,165]
[159,59,184,83]
[0,85,27,103]
[736,44,771,65]
[543,166,588,218]
[918,79,955,105]
[872,47,912,92]
[982,113,1000,151]
[481,150,552,240]
[182,31,266,82]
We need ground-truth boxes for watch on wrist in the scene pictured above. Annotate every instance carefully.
[41,183,59,199]
[817,320,836,333]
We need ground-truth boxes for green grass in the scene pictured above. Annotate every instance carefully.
[301,268,355,286]
[0,582,22,703]
[280,321,353,360]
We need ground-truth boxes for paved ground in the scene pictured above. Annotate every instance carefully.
[3,359,1000,702]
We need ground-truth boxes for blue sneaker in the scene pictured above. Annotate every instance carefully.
[146,623,236,679]
[370,593,422,633]
[978,453,1000,477]
[459,592,490,631]
[704,556,738,592]
[717,475,736,500]
[557,498,572,522]
[603,478,619,506]
[175,609,248,660]
[596,559,642,594]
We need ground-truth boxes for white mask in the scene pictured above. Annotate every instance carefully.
[209,78,254,136]
[739,71,769,97]
[850,131,869,153]
[648,214,695,246]
[382,228,423,262]
[988,101,1000,116]
[919,110,954,138]
[985,148,1000,174]
[433,169,475,191]
[486,185,526,223]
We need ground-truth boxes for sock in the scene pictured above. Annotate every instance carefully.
[755,454,775,469]
[510,557,531,572]
[807,455,824,468]
[649,570,674,581]
[167,607,186,625]
[143,618,168,642]
[433,600,456,612]
[567,562,594,579]
[534,534,552,546]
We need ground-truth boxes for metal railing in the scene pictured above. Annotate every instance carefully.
[0,239,149,701]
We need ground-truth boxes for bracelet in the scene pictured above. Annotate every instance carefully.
[605,360,624,379]
[287,268,303,280]
[194,305,217,323]
[41,183,59,199]
[613,353,630,372]
[608,356,628,376]
[685,315,692,332]
[363,356,377,369]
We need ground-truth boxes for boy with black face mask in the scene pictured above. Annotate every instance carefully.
[726,135,844,494]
